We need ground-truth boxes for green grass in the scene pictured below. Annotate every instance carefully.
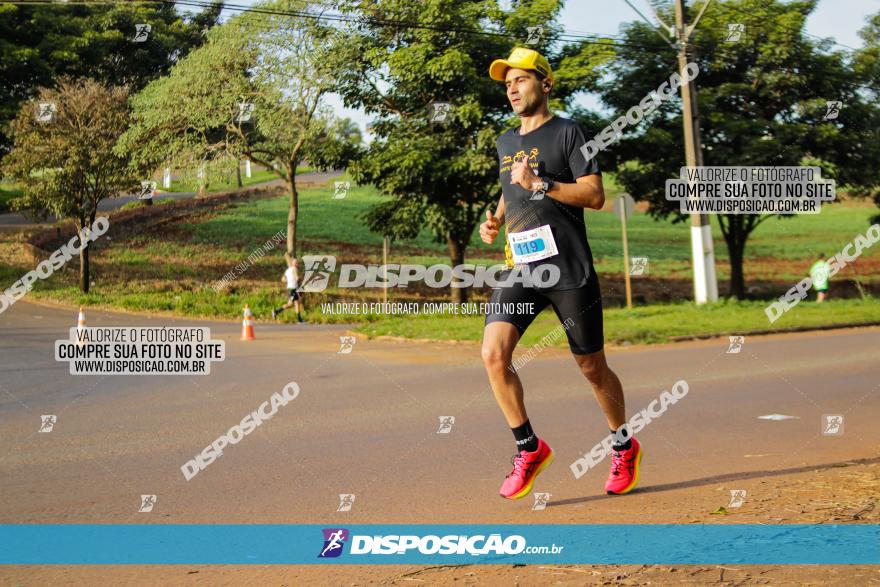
[165,166,313,193]
[354,297,880,346]
[193,173,878,264]
[176,172,878,282]
[120,197,176,210]
[181,171,448,250]
[15,280,286,321]
[179,171,623,256]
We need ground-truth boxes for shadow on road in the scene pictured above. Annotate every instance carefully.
[550,455,880,507]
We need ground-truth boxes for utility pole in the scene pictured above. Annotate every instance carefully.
[673,0,718,303]
[614,194,637,309]
[383,235,389,304]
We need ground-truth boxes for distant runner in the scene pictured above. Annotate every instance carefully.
[481,47,642,500]
[810,253,830,303]
[272,254,304,323]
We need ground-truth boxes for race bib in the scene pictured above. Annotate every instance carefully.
[507,224,558,264]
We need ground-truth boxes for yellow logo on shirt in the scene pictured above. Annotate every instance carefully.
[500,147,540,173]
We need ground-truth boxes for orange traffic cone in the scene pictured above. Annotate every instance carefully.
[76,306,86,345]
[240,305,255,341]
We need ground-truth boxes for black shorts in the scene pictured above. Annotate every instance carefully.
[287,289,300,302]
[484,270,603,355]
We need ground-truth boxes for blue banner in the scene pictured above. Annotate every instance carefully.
[1,524,877,565]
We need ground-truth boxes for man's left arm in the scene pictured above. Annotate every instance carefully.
[510,161,605,210]
[544,174,605,210]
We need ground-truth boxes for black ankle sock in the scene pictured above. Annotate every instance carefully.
[275,307,284,314]
[512,419,539,453]
[610,426,632,451]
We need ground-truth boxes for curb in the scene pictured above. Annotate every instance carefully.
[667,320,880,342]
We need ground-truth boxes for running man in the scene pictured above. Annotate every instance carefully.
[481,47,642,500]
[809,253,830,303]
[320,529,345,557]
[272,254,304,322]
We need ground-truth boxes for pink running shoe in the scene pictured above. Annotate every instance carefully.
[499,438,554,500]
[605,437,642,495]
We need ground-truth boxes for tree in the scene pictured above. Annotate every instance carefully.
[854,12,880,96]
[118,0,360,258]
[852,11,880,223]
[0,1,222,156]
[2,78,139,292]
[335,0,602,302]
[584,0,880,298]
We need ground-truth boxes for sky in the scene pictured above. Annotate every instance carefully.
[183,0,879,138]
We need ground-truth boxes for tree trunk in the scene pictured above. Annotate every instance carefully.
[236,163,243,188]
[728,239,746,299]
[722,215,747,299]
[447,234,467,303]
[286,169,299,259]
[80,241,90,293]
[79,208,100,293]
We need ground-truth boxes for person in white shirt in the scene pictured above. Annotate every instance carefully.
[272,254,304,323]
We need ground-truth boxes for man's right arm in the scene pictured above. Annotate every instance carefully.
[493,193,506,225]
[480,192,505,245]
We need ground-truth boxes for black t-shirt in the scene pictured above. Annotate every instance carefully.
[496,116,600,291]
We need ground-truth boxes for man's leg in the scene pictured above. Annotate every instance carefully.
[481,322,526,428]
[572,350,625,430]
[482,285,553,500]
[482,282,547,435]
[273,294,295,318]
[545,280,624,429]
[547,278,642,495]
[574,349,642,495]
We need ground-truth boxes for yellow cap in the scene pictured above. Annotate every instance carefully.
[489,47,554,82]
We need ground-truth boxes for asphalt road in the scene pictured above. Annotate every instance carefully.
[1,299,878,528]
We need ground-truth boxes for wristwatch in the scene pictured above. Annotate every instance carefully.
[539,177,555,192]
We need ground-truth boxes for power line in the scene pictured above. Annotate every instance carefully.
[189,0,672,48]
[0,0,677,52]
[619,0,864,55]
[622,0,677,49]
[3,0,867,54]
[184,0,670,50]
[5,0,867,75]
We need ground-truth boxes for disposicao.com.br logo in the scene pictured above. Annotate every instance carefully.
[299,255,561,291]
[317,528,563,557]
